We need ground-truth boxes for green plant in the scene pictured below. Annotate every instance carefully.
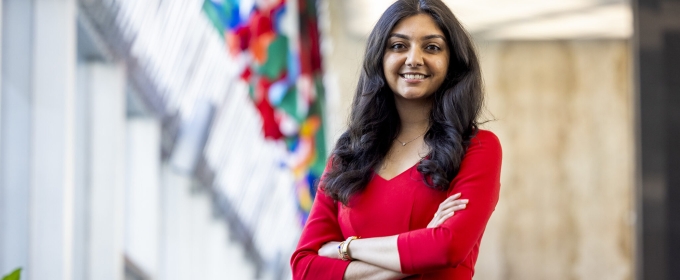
[1,268,21,280]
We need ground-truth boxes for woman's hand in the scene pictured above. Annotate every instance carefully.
[318,241,342,259]
[427,193,469,228]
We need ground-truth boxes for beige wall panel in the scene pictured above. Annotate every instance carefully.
[321,0,366,144]
[476,40,634,280]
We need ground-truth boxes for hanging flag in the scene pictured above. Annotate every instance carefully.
[204,0,327,226]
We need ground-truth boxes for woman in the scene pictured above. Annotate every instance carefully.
[290,0,501,279]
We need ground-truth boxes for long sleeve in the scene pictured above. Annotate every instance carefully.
[397,130,502,274]
[290,161,351,279]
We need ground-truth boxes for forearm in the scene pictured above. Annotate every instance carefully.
[344,260,409,280]
[348,235,402,272]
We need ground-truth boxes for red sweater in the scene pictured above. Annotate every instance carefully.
[290,130,502,279]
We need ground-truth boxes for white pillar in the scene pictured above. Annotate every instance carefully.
[126,118,161,279]
[0,0,3,136]
[72,61,89,280]
[159,164,183,280]
[29,0,77,279]
[158,164,257,280]
[87,62,127,280]
[0,0,32,276]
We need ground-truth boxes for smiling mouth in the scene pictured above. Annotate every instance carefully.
[400,74,429,80]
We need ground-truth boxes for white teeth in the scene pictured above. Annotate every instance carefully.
[403,74,426,79]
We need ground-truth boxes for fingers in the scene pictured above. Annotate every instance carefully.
[431,193,469,227]
[438,193,468,210]
[444,192,462,203]
[434,212,455,227]
[438,203,466,217]
[439,198,469,211]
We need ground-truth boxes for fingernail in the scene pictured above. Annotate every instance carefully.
[462,199,469,203]
[453,193,461,197]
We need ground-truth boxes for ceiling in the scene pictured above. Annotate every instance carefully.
[342,0,632,40]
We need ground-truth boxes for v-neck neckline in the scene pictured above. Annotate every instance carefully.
[374,159,421,182]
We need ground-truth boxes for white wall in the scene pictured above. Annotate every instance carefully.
[126,117,161,279]
[1,0,78,279]
[159,164,257,280]
[0,0,33,276]
[1,1,260,279]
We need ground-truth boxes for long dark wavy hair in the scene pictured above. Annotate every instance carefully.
[322,0,484,205]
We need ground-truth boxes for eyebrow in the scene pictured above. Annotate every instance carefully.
[389,33,446,41]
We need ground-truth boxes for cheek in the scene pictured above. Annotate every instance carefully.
[435,60,448,74]
[436,52,450,74]
[383,55,401,75]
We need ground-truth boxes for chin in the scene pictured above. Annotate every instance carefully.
[395,91,433,100]
[396,94,431,100]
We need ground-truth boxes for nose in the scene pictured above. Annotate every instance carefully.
[405,48,423,67]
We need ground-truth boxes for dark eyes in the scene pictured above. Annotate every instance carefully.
[389,43,407,50]
[425,45,441,51]
[388,43,442,52]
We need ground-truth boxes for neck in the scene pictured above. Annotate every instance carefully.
[394,96,432,134]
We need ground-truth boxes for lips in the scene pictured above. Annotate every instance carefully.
[400,73,429,80]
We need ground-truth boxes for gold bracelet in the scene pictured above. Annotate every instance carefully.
[341,236,359,261]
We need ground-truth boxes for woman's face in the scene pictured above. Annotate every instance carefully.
[383,14,450,101]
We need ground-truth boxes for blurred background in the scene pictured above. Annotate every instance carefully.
[1,0,678,279]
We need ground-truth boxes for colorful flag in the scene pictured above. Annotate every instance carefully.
[204,0,327,225]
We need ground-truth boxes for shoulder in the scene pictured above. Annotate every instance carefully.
[464,129,502,162]
[469,129,501,150]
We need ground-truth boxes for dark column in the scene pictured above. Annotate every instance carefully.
[635,0,680,279]
[666,31,680,280]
